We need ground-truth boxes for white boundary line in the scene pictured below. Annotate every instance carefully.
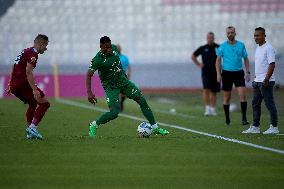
[56,98,284,155]
[154,108,196,119]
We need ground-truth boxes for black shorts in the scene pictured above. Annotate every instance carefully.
[222,70,245,91]
[202,73,220,93]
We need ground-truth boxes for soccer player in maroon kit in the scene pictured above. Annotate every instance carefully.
[6,34,50,140]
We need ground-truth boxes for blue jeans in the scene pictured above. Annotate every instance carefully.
[252,81,278,127]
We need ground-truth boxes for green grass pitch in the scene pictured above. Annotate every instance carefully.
[0,90,283,189]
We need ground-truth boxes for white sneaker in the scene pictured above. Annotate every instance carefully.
[26,127,43,140]
[210,107,217,116]
[242,125,261,134]
[204,106,211,116]
[263,125,279,134]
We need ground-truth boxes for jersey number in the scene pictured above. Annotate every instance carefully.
[14,50,24,64]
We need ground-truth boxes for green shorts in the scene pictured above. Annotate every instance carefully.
[104,81,142,106]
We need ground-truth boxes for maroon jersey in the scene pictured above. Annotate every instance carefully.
[10,47,39,89]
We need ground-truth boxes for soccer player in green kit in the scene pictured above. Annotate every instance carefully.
[86,36,169,137]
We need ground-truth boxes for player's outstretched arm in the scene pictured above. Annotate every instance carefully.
[86,69,97,105]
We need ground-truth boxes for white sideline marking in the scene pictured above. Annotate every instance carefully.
[56,98,284,155]
[154,108,196,119]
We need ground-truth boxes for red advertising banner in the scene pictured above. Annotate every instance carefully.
[0,74,105,98]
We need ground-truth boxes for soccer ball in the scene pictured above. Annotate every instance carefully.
[137,122,152,137]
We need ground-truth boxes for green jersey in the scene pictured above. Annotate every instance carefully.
[89,45,129,89]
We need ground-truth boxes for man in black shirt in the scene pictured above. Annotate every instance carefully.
[192,32,220,116]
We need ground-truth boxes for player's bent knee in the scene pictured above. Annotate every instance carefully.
[36,97,49,104]
[135,95,147,105]
[240,96,246,102]
[39,102,50,110]
[134,95,141,103]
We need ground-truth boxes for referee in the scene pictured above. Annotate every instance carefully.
[216,26,250,126]
[192,32,220,116]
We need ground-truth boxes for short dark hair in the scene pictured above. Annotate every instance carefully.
[255,27,265,34]
[100,36,111,44]
[207,32,214,36]
[34,34,49,42]
[227,26,235,30]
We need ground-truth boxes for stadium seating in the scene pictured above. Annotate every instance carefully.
[0,0,283,66]
[0,0,283,88]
